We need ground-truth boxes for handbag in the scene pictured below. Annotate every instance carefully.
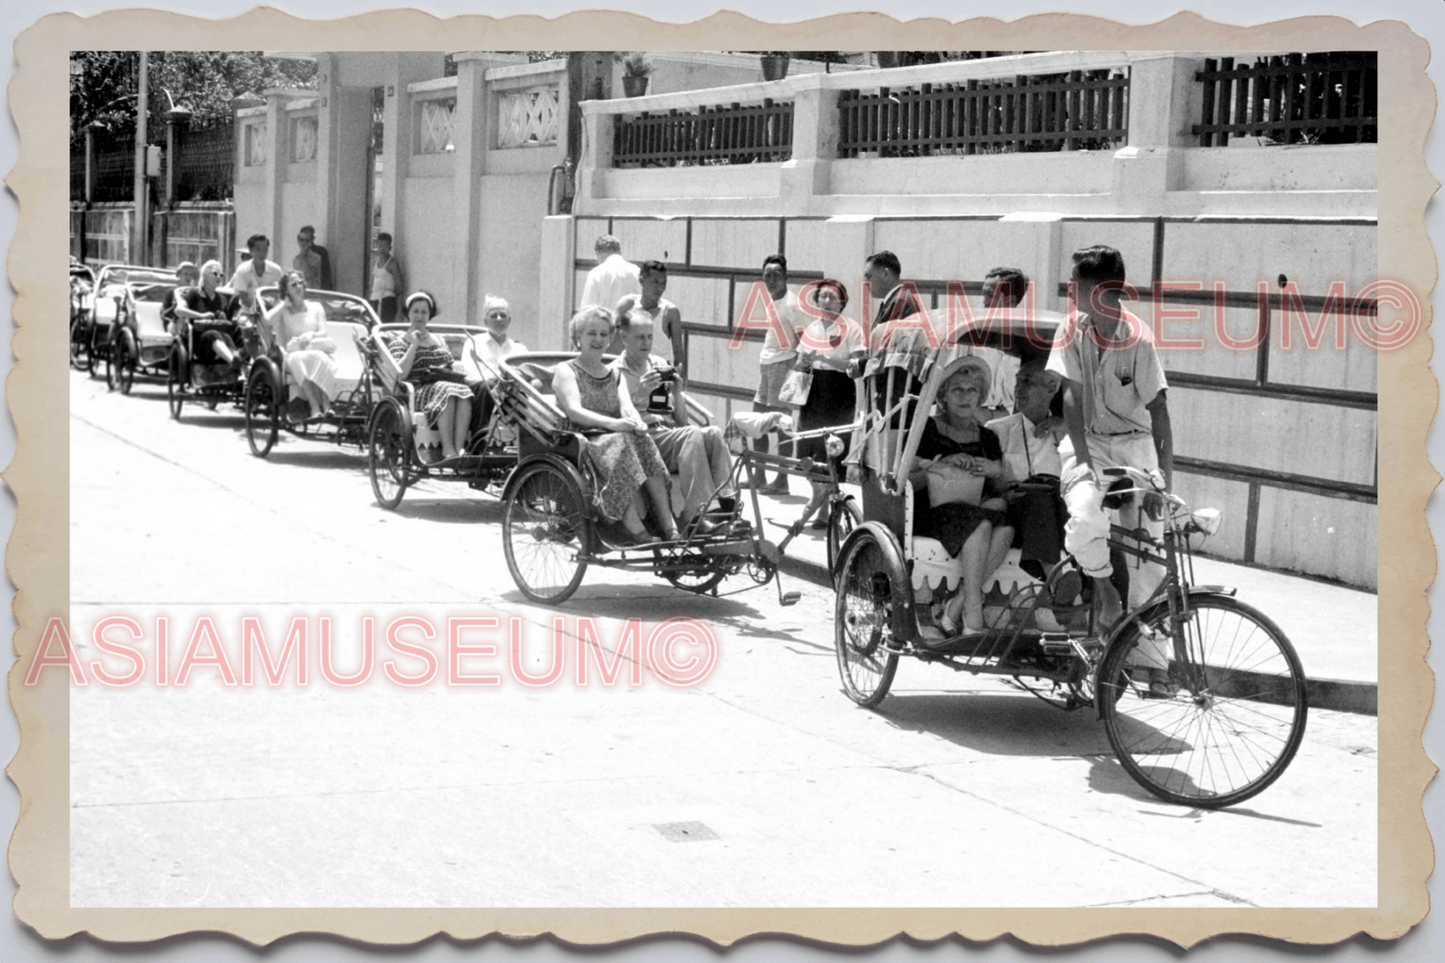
[778,367,813,406]
[925,463,985,507]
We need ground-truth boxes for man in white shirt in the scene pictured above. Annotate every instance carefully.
[229,233,284,318]
[611,308,736,535]
[986,361,1066,580]
[1046,245,1173,628]
[463,294,528,442]
[578,235,640,316]
[749,254,805,494]
[974,266,1029,422]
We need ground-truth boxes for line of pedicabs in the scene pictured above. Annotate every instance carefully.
[71,262,1307,809]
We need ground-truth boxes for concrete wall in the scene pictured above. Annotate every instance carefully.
[550,209,1379,588]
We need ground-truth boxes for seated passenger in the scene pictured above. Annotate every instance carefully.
[908,356,1011,636]
[173,259,244,369]
[611,308,737,535]
[986,361,1068,581]
[552,306,679,546]
[265,271,338,423]
[385,291,473,462]
[160,261,198,333]
[461,294,528,438]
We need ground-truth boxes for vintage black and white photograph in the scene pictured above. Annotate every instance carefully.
[40,18,1412,939]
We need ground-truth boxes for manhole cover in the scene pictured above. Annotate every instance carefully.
[653,821,719,843]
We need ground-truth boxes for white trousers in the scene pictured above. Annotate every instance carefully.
[1058,432,1164,609]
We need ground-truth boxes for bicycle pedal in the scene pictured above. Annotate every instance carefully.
[1039,634,1076,655]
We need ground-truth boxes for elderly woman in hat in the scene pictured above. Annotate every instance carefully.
[908,354,1012,636]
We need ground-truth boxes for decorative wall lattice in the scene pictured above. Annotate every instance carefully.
[418,98,456,154]
[291,115,318,162]
[498,86,559,148]
[244,122,268,167]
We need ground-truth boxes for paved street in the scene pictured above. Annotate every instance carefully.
[68,368,1377,908]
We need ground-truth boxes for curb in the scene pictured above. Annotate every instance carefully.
[779,553,1378,717]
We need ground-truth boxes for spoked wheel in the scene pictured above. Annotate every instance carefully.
[88,327,106,379]
[1097,594,1308,808]
[244,368,280,458]
[833,525,905,708]
[660,555,727,596]
[368,401,413,509]
[825,494,863,577]
[503,461,589,604]
[70,319,92,372]
[167,346,187,420]
[116,330,137,394]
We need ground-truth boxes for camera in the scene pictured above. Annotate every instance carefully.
[648,364,676,412]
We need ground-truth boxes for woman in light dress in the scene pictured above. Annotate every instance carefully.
[265,271,337,422]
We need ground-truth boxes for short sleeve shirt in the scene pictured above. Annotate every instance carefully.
[465,334,528,383]
[1046,308,1167,436]
[985,411,1063,481]
[758,290,806,366]
[230,259,284,307]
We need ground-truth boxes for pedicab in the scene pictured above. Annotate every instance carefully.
[494,351,854,605]
[69,259,96,371]
[362,321,525,509]
[102,267,184,394]
[243,287,381,457]
[832,310,1307,808]
[81,264,173,383]
[165,286,258,421]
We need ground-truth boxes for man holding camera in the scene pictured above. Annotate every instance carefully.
[611,308,737,535]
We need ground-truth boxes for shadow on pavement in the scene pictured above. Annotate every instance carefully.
[259,449,367,470]
[386,497,506,524]
[498,584,768,622]
[878,690,1116,757]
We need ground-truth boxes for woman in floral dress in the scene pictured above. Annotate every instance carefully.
[551,306,678,545]
[386,291,473,461]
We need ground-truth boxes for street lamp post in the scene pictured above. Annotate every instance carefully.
[132,51,149,264]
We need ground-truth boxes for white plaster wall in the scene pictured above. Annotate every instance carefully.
[474,172,551,347]
[276,181,318,276]
[399,175,457,315]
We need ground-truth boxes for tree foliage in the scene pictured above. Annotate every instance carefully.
[70,51,316,145]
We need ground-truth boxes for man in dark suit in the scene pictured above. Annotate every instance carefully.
[863,250,926,428]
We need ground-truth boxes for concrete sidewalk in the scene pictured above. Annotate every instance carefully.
[748,480,1379,715]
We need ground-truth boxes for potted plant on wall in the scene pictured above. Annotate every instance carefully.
[619,52,652,97]
[761,51,791,81]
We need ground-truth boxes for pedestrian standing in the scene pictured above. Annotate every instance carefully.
[370,232,404,324]
[293,225,333,290]
[579,235,641,313]
[750,254,805,494]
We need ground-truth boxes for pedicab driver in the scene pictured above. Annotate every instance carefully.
[1046,245,1173,630]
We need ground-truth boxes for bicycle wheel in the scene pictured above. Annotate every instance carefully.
[1098,594,1308,808]
[70,319,92,372]
[825,494,863,577]
[503,462,589,604]
[368,401,412,510]
[244,367,280,458]
[833,525,905,708]
[116,329,137,394]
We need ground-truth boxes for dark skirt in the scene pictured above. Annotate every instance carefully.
[916,502,1008,557]
[796,368,855,468]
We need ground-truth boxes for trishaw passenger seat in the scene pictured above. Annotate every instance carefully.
[328,322,370,394]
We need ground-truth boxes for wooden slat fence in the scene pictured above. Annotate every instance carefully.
[837,69,1129,158]
[1194,52,1377,147]
[613,99,794,167]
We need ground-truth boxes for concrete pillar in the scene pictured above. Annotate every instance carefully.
[262,90,289,250]
[378,68,404,258]
[1110,54,1202,213]
[451,55,490,326]
[576,105,612,212]
[538,215,576,351]
[313,53,338,276]
[778,80,838,214]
